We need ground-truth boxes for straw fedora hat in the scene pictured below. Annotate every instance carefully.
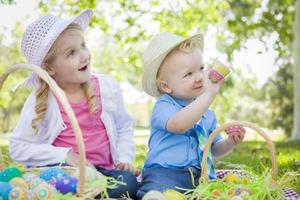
[142,32,204,97]
[20,9,93,87]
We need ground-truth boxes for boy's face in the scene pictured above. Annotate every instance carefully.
[45,29,91,89]
[158,48,205,101]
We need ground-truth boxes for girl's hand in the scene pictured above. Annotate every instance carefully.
[116,162,141,176]
[65,150,96,170]
[225,125,246,145]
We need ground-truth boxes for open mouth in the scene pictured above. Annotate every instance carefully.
[78,65,88,71]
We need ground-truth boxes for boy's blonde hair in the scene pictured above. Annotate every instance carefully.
[155,37,203,93]
[31,23,98,133]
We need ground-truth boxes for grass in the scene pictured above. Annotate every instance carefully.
[133,139,300,193]
[1,135,299,194]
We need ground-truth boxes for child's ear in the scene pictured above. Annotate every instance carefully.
[158,80,172,94]
[42,63,56,76]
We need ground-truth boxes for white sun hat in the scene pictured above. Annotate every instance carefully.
[142,32,204,97]
[20,8,93,87]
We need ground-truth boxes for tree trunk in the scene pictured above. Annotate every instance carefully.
[291,0,300,140]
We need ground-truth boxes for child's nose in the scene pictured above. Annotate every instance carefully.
[195,71,203,82]
[80,50,90,62]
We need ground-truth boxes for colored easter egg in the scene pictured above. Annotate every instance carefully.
[47,179,57,188]
[0,182,13,200]
[142,190,166,200]
[225,174,240,184]
[55,176,78,194]
[40,168,68,181]
[8,186,28,200]
[227,188,236,197]
[22,173,39,184]
[231,196,243,200]
[241,177,250,185]
[211,189,222,196]
[34,183,55,200]
[9,177,28,189]
[163,189,187,200]
[240,188,251,196]
[27,178,46,190]
[0,168,22,182]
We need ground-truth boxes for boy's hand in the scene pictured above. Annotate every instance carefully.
[225,125,246,145]
[203,70,224,97]
[116,162,141,176]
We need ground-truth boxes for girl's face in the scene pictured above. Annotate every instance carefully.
[158,48,205,102]
[45,29,91,89]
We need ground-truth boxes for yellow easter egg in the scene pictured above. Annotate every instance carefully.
[142,190,166,200]
[163,189,186,200]
[9,177,28,189]
[225,174,240,184]
[241,177,249,185]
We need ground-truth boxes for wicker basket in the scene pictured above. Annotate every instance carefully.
[197,121,299,200]
[0,64,108,199]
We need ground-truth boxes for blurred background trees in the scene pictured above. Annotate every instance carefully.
[0,0,299,140]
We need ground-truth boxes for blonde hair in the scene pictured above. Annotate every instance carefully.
[155,36,203,93]
[31,23,98,133]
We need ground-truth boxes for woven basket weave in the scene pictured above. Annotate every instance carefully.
[200,121,299,200]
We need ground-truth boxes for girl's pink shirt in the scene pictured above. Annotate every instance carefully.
[52,76,114,169]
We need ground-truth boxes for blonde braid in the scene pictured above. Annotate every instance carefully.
[83,80,98,114]
[32,79,49,133]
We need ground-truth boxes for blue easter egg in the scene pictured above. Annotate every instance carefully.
[55,176,78,194]
[40,168,68,181]
[0,182,13,200]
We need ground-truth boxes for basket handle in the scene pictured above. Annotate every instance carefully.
[200,121,278,182]
[0,64,86,197]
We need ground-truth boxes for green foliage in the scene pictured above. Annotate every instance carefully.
[0,0,297,136]
[263,63,293,136]
[0,0,15,4]
[218,0,295,134]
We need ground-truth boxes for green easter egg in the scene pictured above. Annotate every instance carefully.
[2,167,22,182]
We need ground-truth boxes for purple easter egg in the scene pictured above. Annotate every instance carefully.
[55,176,78,194]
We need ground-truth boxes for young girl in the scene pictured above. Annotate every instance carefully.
[9,9,138,199]
[137,32,245,199]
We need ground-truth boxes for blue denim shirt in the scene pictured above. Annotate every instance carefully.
[144,94,222,169]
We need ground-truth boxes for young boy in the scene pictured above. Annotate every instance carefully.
[137,32,245,199]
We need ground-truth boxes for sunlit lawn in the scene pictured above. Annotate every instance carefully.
[1,133,299,193]
[133,136,300,193]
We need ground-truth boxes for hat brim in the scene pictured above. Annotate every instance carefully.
[142,33,204,97]
[22,9,93,88]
